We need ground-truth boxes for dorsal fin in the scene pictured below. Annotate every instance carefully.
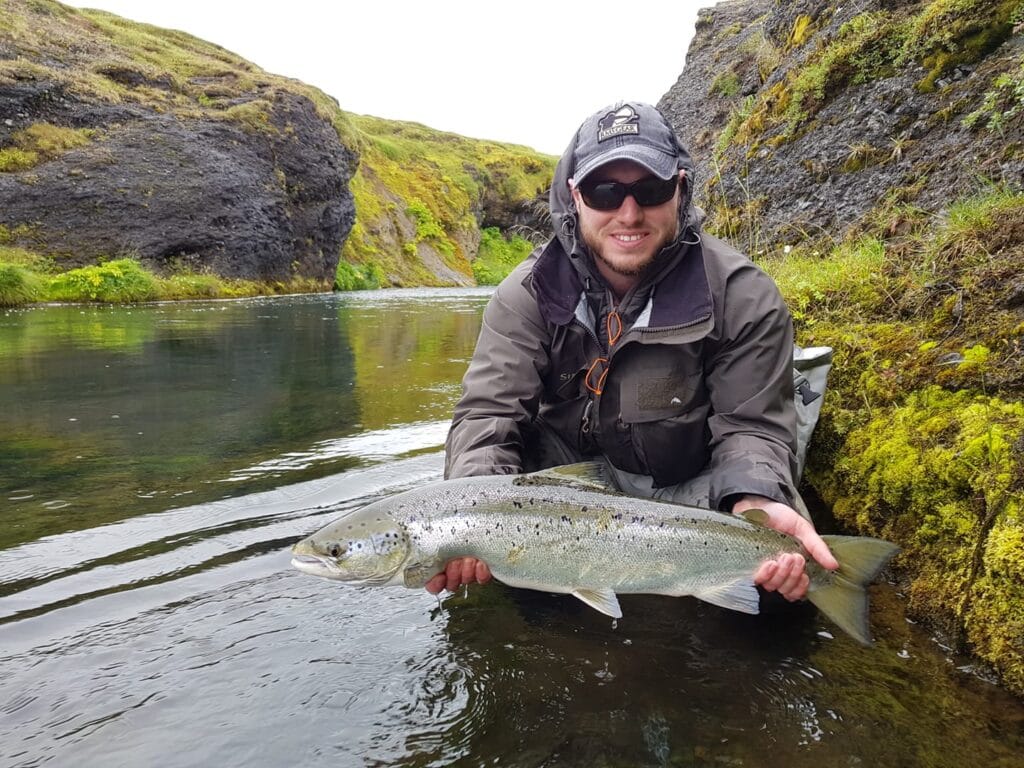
[513,461,619,492]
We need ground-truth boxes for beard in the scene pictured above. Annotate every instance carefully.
[579,217,679,279]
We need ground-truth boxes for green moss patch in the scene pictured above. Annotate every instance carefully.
[472,227,535,286]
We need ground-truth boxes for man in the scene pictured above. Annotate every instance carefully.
[430,101,837,601]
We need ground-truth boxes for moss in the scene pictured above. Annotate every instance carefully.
[908,0,1018,92]
[787,14,814,50]
[821,388,1024,670]
[472,227,534,285]
[755,180,1024,691]
[0,122,93,171]
[784,12,908,132]
[710,70,742,99]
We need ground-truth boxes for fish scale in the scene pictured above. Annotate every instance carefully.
[291,463,898,644]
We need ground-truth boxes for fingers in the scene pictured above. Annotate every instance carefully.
[755,553,811,601]
[424,573,447,595]
[792,519,839,571]
[423,557,491,594]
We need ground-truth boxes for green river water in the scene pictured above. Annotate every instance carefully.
[1,289,1021,767]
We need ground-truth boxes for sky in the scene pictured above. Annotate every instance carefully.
[62,1,710,155]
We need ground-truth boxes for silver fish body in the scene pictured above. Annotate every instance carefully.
[291,463,898,643]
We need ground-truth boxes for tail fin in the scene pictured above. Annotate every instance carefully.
[807,535,899,645]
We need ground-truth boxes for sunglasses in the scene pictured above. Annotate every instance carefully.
[576,176,679,211]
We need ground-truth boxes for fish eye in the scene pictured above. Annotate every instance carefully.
[328,543,342,558]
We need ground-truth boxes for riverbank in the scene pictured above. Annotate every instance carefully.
[0,255,334,305]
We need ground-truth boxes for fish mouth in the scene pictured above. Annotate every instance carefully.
[290,553,342,579]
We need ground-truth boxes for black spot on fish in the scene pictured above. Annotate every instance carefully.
[582,506,588,513]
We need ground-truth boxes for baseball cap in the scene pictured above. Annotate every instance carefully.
[571,101,681,184]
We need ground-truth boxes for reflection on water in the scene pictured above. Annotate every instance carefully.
[0,289,491,549]
[1,290,1022,768]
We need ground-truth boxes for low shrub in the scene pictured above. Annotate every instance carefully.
[48,258,158,302]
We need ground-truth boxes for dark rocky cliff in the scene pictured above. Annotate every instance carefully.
[0,0,356,284]
[661,0,1024,695]
[661,0,1022,250]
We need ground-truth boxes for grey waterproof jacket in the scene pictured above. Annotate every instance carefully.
[444,132,799,512]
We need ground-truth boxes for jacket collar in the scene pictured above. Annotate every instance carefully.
[532,234,713,330]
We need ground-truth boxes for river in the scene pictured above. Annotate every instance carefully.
[1,289,1021,767]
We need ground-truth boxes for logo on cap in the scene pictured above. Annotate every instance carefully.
[597,106,640,143]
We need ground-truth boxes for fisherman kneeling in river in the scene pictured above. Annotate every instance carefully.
[435,101,838,602]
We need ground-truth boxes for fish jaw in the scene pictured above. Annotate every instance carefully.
[290,552,346,580]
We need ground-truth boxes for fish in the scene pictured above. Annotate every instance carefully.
[291,462,898,644]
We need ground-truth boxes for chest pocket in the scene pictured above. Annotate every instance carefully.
[617,347,706,423]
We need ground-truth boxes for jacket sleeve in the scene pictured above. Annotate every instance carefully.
[444,265,551,479]
[705,264,799,511]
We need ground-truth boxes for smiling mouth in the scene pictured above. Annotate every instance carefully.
[613,233,646,243]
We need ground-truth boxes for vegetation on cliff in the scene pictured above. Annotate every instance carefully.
[339,115,553,288]
[667,0,1024,694]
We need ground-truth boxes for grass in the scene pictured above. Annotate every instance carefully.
[762,235,887,326]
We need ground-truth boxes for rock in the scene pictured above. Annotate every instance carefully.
[658,0,1024,247]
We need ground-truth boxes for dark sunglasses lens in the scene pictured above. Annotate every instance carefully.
[632,177,678,206]
[580,177,677,210]
[580,182,625,210]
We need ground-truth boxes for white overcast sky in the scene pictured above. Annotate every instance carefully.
[63,1,710,155]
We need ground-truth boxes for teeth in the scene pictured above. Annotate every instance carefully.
[615,234,644,242]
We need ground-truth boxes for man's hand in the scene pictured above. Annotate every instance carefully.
[732,494,839,602]
[425,557,492,595]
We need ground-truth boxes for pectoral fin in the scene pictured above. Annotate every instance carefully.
[737,508,770,527]
[693,579,761,614]
[572,588,623,618]
[404,562,441,589]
